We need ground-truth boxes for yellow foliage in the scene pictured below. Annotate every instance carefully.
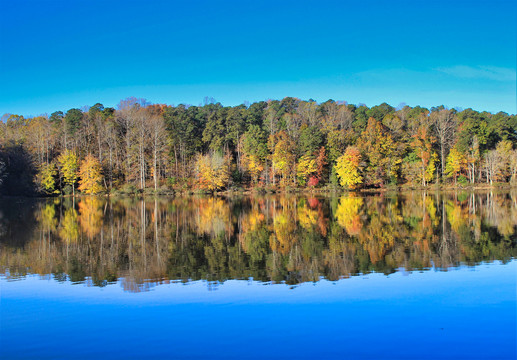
[57,150,79,191]
[335,146,362,189]
[195,153,230,191]
[445,147,467,181]
[270,213,298,254]
[296,154,317,186]
[59,208,79,244]
[297,204,318,230]
[270,131,296,185]
[37,203,58,231]
[335,196,363,235]
[195,198,230,235]
[78,197,103,238]
[78,154,104,194]
[37,162,59,194]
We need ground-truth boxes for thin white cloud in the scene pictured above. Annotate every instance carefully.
[435,65,516,82]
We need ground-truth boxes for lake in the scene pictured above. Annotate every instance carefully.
[1,192,516,359]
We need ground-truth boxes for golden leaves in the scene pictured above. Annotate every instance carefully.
[78,154,104,194]
[195,153,230,191]
[335,196,363,236]
[335,146,362,189]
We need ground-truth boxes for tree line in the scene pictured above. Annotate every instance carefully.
[1,97,516,195]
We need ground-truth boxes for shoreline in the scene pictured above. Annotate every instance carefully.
[2,183,516,200]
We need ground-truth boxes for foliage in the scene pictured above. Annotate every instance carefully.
[445,146,467,183]
[409,126,437,185]
[1,97,516,194]
[335,196,363,235]
[57,150,79,195]
[78,154,104,194]
[195,152,230,191]
[296,154,317,186]
[37,162,59,194]
[270,131,296,186]
[356,117,400,186]
[335,147,362,189]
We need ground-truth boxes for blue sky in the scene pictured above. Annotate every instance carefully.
[1,0,515,116]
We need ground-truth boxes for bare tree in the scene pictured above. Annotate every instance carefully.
[297,101,319,127]
[149,114,167,190]
[431,109,456,178]
[321,101,353,132]
[134,108,151,190]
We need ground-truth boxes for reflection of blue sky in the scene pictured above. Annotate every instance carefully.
[2,261,515,359]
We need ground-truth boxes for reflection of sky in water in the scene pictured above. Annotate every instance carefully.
[2,261,515,359]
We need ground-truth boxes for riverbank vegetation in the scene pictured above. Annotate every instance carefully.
[1,97,516,196]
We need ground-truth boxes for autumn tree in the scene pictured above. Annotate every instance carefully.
[78,154,104,194]
[356,117,399,187]
[57,150,79,196]
[195,152,230,191]
[296,153,317,187]
[445,146,467,184]
[314,146,328,184]
[410,126,437,186]
[37,162,58,194]
[335,146,362,189]
[510,149,517,183]
[270,131,296,186]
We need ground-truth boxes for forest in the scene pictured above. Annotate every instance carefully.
[1,97,516,196]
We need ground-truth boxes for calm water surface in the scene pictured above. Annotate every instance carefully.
[1,192,516,359]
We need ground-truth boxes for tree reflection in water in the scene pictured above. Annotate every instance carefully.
[1,191,516,292]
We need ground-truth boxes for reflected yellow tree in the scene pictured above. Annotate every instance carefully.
[78,197,104,238]
[59,208,79,244]
[335,196,363,236]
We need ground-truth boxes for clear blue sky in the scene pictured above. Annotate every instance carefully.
[1,0,515,117]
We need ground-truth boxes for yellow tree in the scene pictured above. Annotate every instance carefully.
[445,146,467,184]
[57,150,79,196]
[241,153,264,184]
[37,162,59,194]
[78,154,104,194]
[270,131,296,186]
[335,146,362,189]
[195,152,230,191]
[296,154,317,186]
